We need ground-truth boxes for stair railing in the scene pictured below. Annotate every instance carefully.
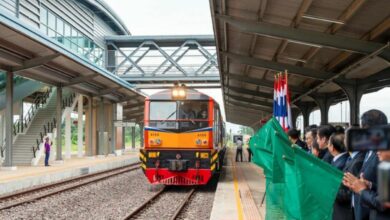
[31,90,74,158]
[13,87,52,136]
[32,117,56,158]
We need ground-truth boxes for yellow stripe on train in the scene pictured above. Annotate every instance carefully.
[147,130,210,149]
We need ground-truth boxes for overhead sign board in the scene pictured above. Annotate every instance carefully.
[114,121,136,127]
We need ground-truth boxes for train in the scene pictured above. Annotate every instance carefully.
[139,85,225,185]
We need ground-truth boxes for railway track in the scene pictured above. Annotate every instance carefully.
[123,187,196,220]
[0,162,141,211]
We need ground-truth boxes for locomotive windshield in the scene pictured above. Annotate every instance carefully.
[149,101,209,131]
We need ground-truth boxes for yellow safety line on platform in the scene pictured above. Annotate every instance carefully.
[232,159,244,220]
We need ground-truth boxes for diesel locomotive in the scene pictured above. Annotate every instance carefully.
[140,86,225,185]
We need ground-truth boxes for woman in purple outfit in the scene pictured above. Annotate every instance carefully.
[44,137,51,166]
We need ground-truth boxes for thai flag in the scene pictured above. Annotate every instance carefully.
[273,72,292,131]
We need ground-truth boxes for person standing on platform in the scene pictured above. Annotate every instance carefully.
[235,138,243,162]
[287,128,308,151]
[317,125,336,163]
[305,126,317,154]
[44,137,51,167]
[247,138,253,162]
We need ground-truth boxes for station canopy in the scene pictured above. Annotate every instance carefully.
[210,0,390,127]
[0,11,145,106]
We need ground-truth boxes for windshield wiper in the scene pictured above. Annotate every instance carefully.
[161,110,176,124]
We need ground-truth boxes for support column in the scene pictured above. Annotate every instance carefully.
[139,124,143,148]
[296,101,315,128]
[122,127,126,149]
[98,97,104,155]
[4,71,14,167]
[56,86,62,161]
[64,107,71,159]
[131,126,135,149]
[313,96,334,126]
[86,96,93,156]
[340,83,364,126]
[77,95,83,157]
[111,103,116,154]
[19,101,23,133]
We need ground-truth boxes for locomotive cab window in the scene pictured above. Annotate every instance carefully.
[149,101,178,129]
[149,101,209,131]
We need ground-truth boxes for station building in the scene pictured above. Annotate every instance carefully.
[0,0,145,168]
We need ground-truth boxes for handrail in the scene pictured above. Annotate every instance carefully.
[30,90,75,158]
[13,87,52,136]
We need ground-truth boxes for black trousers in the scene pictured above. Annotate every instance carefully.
[247,148,252,162]
[236,149,243,162]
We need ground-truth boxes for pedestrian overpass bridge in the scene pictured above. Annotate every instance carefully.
[0,0,389,168]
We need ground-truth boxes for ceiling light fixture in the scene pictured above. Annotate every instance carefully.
[302,14,345,25]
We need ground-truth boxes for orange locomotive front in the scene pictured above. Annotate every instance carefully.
[139,87,225,185]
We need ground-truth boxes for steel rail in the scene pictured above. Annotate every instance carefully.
[0,162,141,210]
[123,186,166,220]
[169,188,196,220]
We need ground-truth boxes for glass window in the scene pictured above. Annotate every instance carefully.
[64,23,71,37]
[150,102,177,120]
[56,19,64,36]
[40,7,47,26]
[178,101,208,120]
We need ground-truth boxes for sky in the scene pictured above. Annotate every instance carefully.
[105,0,390,132]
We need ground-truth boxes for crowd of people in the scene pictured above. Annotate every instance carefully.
[286,109,390,220]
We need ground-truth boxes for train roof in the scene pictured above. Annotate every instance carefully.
[147,88,216,103]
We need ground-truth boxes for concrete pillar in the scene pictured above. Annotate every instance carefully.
[111,103,116,154]
[56,86,62,161]
[77,95,83,157]
[296,102,315,128]
[86,96,93,156]
[4,71,14,167]
[313,96,334,125]
[0,113,3,146]
[122,127,126,149]
[139,124,143,148]
[344,84,364,126]
[98,97,104,155]
[64,107,71,159]
[131,126,135,149]
[19,101,23,133]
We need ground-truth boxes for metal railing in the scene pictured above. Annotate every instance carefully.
[32,91,74,158]
[13,87,52,135]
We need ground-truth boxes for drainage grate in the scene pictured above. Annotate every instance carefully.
[80,167,90,175]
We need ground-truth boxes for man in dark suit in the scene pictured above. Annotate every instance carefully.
[343,150,390,220]
[287,128,308,151]
[343,109,388,220]
[334,150,365,220]
[328,133,351,220]
[317,125,336,164]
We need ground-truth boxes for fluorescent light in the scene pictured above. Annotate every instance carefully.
[288,40,322,48]
[280,56,307,63]
[302,14,345,25]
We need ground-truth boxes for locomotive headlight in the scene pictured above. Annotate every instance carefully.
[178,89,186,97]
[172,89,179,97]
[196,139,202,145]
[155,138,161,145]
[172,83,186,99]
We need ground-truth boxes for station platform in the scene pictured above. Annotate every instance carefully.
[0,149,140,195]
[210,148,266,220]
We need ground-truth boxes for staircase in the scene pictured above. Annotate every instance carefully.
[11,89,58,165]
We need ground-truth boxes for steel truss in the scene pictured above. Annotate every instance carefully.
[105,35,220,84]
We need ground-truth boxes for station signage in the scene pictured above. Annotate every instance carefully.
[114,121,136,127]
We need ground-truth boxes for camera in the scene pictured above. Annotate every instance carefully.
[345,125,390,152]
[346,125,390,205]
